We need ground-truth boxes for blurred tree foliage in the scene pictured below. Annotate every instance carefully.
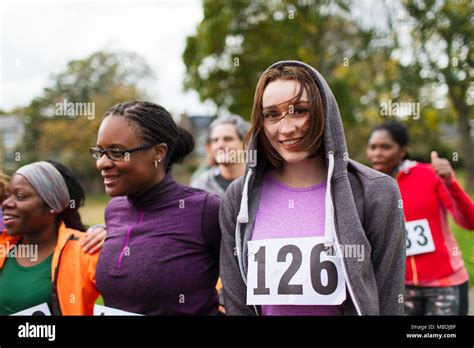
[183,0,391,127]
[17,50,154,192]
[399,0,473,191]
[183,0,473,191]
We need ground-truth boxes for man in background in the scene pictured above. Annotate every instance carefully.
[191,115,250,197]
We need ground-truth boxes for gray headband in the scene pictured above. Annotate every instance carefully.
[16,161,70,213]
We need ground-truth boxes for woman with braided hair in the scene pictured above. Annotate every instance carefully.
[91,101,221,315]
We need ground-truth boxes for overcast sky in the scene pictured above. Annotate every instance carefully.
[0,0,423,118]
[0,0,218,116]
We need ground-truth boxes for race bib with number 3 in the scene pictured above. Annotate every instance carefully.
[247,237,346,305]
[405,219,436,256]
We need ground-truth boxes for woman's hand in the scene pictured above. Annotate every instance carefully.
[431,151,454,183]
[81,225,107,254]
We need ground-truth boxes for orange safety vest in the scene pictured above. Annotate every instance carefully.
[0,222,99,315]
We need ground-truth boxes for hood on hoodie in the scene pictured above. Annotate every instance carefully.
[237,60,348,247]
[224,61,405,316]
[233,61,363,315]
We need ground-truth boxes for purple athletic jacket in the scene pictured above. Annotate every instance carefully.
[96,174,221,315]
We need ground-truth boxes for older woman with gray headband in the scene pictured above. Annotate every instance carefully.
[0,161,101,315]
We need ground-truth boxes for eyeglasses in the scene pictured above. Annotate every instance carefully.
[262,103,309,125]
[90,144,156,161]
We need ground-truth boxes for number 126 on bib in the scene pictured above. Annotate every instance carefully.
[246,237,346,305]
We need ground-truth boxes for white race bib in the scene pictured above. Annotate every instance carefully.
[11,303,51,316]
[246,237,346,305]
[405,219,436,256]
[93,304,143,316]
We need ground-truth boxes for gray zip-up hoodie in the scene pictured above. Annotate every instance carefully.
[219,60,405,315]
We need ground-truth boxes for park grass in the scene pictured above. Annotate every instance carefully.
[450,169,473,287]
[452,221,474,286]
[80,194,109,227]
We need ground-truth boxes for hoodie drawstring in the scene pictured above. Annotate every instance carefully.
[324,151,335,247]
[237,169,253,224]
[233,156,360,315]
[235,158,336,296]
[235,168,253,284]
[235,168,259,314]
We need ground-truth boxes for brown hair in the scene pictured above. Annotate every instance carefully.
[243,65,325,168]
[0,173,10,204]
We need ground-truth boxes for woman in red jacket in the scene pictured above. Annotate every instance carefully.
[367,121,474,315]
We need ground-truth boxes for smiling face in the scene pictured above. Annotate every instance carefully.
[210,123,243,164]
[96,115,165,197]
[2,175,53,237]
[367,129,406,175]
[262,79,312,164]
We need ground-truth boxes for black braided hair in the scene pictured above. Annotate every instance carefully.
[104,101,194,172]
[46,160,87,232]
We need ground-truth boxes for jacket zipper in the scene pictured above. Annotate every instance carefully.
[51,235,74,315]
[333,226,363,315]
[117,208,143,268]
[410,256,419,286]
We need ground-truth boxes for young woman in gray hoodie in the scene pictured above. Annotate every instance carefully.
[219,61,406,315]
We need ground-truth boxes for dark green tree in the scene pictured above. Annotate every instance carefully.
[17,50,154,191]
[183,0,390,123]
[400,0,473,191]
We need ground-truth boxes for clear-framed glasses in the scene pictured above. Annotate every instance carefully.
[262,102,310,125]
[90,144,156,161]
